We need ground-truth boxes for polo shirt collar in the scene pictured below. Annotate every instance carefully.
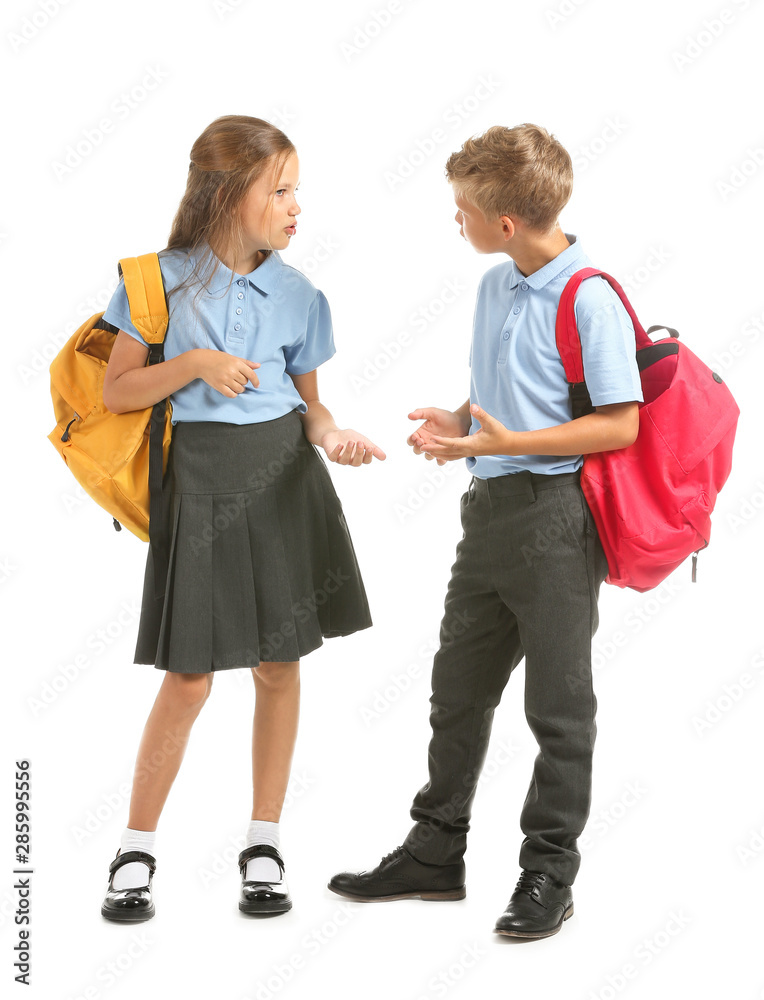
[507,233,585,290]
[196,243,284,295]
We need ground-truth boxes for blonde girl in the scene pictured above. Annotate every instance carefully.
[98,115,384,921]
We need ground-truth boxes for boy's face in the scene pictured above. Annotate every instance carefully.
[453,187,509,254]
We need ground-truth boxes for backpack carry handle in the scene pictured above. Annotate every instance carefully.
[646,324,679,339]
[556,267,651,385]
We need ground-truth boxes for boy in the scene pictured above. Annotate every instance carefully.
[329,124,642,939]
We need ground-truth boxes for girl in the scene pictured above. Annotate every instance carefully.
[98,115,384,921]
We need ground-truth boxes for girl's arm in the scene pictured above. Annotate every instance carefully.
[103,332,260,413]
[289,369,386,466]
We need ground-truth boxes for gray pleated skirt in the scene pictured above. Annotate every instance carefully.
[134,408,373,672]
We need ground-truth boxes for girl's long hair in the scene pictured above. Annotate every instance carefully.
[162,115,296,311]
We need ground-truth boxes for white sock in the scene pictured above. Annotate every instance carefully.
[111,828,156,890]
[244,820,281,882]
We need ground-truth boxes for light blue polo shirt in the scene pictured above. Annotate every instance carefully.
[468,233,643,478]
[102,244,336,424]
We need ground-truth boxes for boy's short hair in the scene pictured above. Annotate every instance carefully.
[445,123,573,234]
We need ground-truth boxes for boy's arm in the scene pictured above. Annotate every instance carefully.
[421,400,639,460]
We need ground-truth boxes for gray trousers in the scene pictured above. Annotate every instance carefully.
[402,469,609,885]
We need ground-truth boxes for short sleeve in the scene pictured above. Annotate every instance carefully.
[284,289,336,374]
[101,278,150,349]
[578,292,643,407]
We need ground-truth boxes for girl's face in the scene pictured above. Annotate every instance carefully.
[240,153,301,253]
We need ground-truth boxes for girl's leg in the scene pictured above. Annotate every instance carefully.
[250,660,300,821]
[127,670,215,830]
[105,671,214,902]
[243,660,300,883]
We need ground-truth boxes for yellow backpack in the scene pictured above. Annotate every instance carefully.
[48,253,173,542]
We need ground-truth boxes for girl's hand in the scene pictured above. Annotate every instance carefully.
[321,429,387,466]
[419,404,513,462]
[407,407,472,466]
[194,348,261,397]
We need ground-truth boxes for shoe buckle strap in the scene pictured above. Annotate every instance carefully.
[109,850,156,875]
[238,843,285,874]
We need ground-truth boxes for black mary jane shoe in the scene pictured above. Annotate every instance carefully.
[101,849,156,922]
[238,844,292,916]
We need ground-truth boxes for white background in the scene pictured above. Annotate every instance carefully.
[3,0,764,997]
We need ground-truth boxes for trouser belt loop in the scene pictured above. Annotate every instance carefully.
[523,471,537,504]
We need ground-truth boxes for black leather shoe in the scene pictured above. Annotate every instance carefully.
[238,844,292,915]
[328,845,466,902]
[494,869,573,939]
[101,849,156,922]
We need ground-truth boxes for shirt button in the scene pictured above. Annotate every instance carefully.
[503,332,509,340]
[237,279,244,286]
[234,323,241,331]
[236,307,242,315]
[521,283,529,291]
[513,307,521,314]
[237,292,244,299]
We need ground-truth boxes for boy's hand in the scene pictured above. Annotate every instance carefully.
[419,404,512,461]
[321,428,387,466]
[194,348,261,397]
[407,407,471,466]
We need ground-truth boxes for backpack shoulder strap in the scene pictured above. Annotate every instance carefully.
[118,253,168,345]
[555,266,650,385]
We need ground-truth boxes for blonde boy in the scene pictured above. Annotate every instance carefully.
[330,124,642,938]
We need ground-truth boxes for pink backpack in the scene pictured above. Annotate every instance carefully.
[556,267,740,592]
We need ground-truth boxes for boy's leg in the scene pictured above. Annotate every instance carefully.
[495,477,609,887]
[402,479,525,867]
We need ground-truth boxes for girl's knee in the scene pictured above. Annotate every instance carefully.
[162,670,214,711]
[252,660,300,689]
